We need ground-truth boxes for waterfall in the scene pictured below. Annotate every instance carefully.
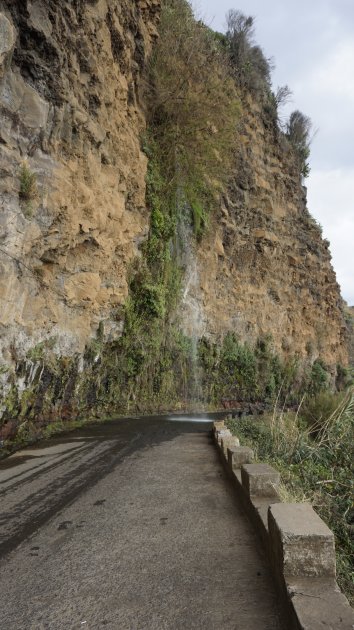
[177,209,206,406]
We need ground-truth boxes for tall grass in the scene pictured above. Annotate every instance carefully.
[226,387,354,604]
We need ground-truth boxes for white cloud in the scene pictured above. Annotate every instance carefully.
[313,40,354,102]
[289,38,354,169]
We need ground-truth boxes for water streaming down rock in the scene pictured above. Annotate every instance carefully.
[177,211,206,405]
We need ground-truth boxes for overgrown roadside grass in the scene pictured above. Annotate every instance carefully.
[226,387,354,605]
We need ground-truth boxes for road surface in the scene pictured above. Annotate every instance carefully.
[0,415,285,629]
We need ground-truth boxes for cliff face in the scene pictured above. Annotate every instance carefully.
[0,1,348,440]
[195,95,347,368]
[0,0,159,364]
[346,306,354,366]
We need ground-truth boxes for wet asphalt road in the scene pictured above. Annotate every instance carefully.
[0,415,285,629]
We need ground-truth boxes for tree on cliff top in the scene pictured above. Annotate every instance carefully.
[225,9,273,95]
[225,9,312,178]
[286,110,312,178]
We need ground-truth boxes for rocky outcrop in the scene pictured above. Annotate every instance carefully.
[345,306,354,366]
[195,95,348,368]
[0,0,160,368]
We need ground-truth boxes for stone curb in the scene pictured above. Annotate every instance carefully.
[212,419,354,630]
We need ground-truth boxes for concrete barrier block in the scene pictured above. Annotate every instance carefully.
[220,435,240,458]
[241,463,280,497]
[213,420,225,432]
[268,503,336,578]
[287,577,354,628]
[215,428,232,446]
[227,446,254,470]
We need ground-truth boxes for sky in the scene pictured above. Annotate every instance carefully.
[196,0,354,304]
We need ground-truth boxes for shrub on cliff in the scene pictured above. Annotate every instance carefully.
[19,161,38,216]
[307,358,330,395]
[225,10,272,96]
[145,0,240,236]
[218,332,258,399]
[19,161,37,202]
[286,109,312,177]
[224,11,312,178]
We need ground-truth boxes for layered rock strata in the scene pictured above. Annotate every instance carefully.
[0,0,160,366]
[195,96,347,367]
[0,1,348,435]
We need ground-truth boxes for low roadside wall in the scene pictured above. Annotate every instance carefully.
[213,420,354,630]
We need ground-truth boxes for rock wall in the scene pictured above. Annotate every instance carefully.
[345,306,354,366]
[195,95,347,368]
[0,1,349,440]
[0,0,159,367]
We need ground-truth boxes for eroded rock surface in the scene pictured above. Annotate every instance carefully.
[0,1,348,434]
[0,0,160,366]
[196,96,347,367]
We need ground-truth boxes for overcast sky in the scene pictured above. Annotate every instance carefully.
[196,0,354,305]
